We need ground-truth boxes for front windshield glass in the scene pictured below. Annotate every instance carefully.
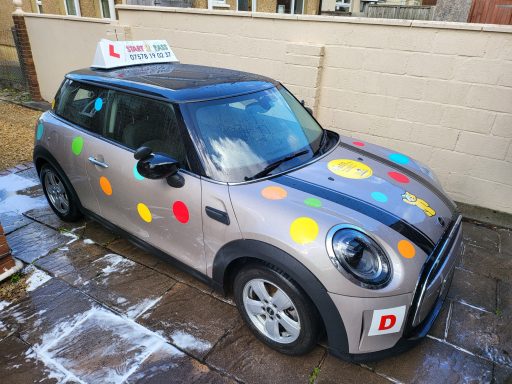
[182,86,324,182]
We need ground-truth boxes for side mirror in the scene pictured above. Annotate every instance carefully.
[134,147,185,188]
[300,100,313,115]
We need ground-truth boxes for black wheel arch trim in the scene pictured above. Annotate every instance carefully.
[33,145,83,207]
[212,239,350,355]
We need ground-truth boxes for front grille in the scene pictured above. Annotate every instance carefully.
[405,214,462,334]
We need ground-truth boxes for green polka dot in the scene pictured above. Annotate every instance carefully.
[71,137,83,156]
[304,197,322,208]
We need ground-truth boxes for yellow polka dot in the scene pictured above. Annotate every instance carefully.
[137,203,152,223]
[290,217,319,245]
[398,239,416,259]
[327,159,372,179]
[261,186,288,200]
[99,176,112,196]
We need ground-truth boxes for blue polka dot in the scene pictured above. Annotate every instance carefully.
[389,153,410,165]
[371,191,388,203]
[133,163,144,180]
[94,98,103,111]
[36,121,44,140]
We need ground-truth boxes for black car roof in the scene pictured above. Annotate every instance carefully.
[67,63,278,103]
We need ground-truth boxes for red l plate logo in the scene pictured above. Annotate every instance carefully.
[109,44,120,58]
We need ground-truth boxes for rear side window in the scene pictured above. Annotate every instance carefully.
[55,79,109,135]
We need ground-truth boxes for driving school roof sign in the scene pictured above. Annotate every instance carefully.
[91,39,178,69]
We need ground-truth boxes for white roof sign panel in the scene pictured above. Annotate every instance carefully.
[91,39,178,69]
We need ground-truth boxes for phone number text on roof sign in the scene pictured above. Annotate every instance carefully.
[91,39,179,69]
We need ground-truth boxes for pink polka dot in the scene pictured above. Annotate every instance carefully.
[388,171,410,184]
[172,201,189,224]
[353,141,365,147]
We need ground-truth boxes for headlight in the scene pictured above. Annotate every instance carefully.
[326,226,391,289]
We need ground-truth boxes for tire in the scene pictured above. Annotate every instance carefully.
[233,263,321,355]
[40,163,82,222]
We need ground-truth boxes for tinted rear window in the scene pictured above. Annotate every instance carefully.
[55,79,109,134]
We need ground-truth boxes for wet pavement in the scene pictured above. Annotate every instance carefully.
[0,163,511,384]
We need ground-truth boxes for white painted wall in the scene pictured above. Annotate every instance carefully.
[23,7,512,214]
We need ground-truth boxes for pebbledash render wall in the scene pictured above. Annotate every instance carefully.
[21,6,512,214]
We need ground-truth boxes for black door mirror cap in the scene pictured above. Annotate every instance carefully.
[134,146,153,160]
[136,152,180,181]
[166,173,185,188]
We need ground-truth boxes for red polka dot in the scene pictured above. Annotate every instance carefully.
[388,171,410,184]
[172,201,189,224]
[353,141,365,147]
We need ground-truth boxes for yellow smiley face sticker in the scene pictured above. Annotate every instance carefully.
[328,159,373,179]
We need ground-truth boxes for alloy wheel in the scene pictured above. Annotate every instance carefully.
[44,170,70,215]
[242,278,301,344]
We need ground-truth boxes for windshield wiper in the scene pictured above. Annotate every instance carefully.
[245,149,309,181]
[315,129,328,155]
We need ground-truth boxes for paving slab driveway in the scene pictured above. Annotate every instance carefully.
[0,164,511,383]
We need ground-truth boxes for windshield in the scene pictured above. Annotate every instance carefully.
[182,86,324,182]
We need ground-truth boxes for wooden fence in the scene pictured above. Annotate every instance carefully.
[468,0,512,25]
[366,4,434,20]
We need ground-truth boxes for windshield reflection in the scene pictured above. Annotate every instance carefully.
[182,86,323,182]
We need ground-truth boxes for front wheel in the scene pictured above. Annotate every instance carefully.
[233,263,321,355]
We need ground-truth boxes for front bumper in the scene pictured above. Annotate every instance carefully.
[328,215,463,361]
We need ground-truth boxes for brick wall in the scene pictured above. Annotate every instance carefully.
[22,9,512,214]
[257,0,276,12]
[80,0,101,17]
[193,0,208,8]
[12,14,42,100]
[42,0,65,15]
[0,0,35,45]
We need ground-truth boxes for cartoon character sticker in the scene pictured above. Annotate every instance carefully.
[402,191,435,217]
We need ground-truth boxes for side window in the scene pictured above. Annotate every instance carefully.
[106,91,189,169]
[55,80,109,135]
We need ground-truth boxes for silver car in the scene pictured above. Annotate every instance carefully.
[34,63,462,361]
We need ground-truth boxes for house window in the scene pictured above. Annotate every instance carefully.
[237,0,254,11]
[99,0,115,19]
[276,0,303,14]
[208,0,228,9]
[64,0,81,16]
[335,0,350,11]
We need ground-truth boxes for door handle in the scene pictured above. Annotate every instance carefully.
[88,156,109,168]
[205,206,230,225]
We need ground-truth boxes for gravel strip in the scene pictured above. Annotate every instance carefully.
[0,100,41,170]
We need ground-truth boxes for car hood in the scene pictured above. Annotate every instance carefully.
[279,138,457,250]
[228,135,457,279]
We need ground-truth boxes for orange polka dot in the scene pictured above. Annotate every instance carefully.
[261,186,287,200]
[99,176,112,196]
[397,240,416,259]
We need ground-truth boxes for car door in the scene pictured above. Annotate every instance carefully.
[49,79,109,215]
[84,88,205,273]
